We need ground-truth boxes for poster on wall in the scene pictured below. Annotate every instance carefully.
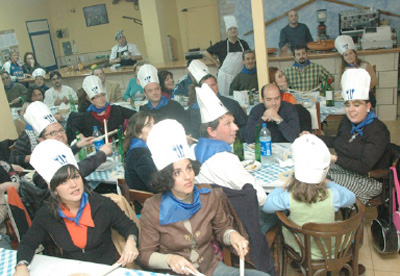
[83,4,109,27]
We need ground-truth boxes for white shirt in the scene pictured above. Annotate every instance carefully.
[44,85,78,107]
[195,151,267,206]
[109,43,141,60]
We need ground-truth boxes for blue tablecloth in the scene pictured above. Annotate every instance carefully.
[86,162,124,182]
[0,249,16,276]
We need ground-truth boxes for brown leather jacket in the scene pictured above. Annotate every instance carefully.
[139,184,234,276]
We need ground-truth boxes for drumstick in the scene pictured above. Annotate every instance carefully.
[240,258,245,276]
[96,129,118,141]
[104,119,109,144]
[186,135,198,143]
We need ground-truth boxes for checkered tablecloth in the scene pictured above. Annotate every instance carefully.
[0,249,169,276]
[244,143,293,191]
[320,101,345,122]
[86,162,124,182]
[0,249,16,276]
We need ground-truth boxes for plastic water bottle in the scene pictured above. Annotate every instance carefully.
[260,123,273,166]
[93,126,104,152]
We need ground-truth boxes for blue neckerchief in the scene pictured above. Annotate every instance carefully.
[4,81,14,90]
[57,192,89,226]
[293,60,311,68]
[241,66,257,74]
[148,96,169,110]
[42,84,49,91]
[190,102,199,109]
[350,110,377,136]
[194,138,232,164]
[25,123,33,131]
[159,186,211,225]
[127,137,148,155]
[86,102,110,113]
[346,63,358,68]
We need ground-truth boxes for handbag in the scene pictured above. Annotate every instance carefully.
[371,165,400,254]
[391,166,400,238]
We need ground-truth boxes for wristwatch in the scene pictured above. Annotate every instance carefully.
[276,118,283,125]
[15,260,30,270]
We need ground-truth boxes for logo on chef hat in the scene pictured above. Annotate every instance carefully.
[173,144,185,158]
[54,154,68,166]
[345,88,355,100]
[91,86,99,94]
[43,114,56,124]
[145,76,151,83]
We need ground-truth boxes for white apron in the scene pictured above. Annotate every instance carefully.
[217,40,244,96]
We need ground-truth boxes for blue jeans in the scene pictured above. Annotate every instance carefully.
[212,261,270,276]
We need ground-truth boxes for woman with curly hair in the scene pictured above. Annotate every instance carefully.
[139,119,269,276]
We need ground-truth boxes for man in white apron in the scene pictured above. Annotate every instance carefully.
[109,30,142,67]
[203,15,250,96]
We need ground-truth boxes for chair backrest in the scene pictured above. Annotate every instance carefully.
[277,198,365,275]
[295,104,312,133]
[128,189,155,207]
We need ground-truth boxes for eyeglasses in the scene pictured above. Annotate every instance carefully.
[92,94,105,100]
[43,129,66,137]
[51,76,61,81]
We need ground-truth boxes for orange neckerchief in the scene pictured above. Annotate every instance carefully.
[60,203,95,249]
[281,92,296,104]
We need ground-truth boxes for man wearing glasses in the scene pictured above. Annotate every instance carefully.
[44,71,78,107]
[9,102,111,181]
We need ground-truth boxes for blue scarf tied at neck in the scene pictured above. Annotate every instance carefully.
[86,102,110,113]
[127,137,148,155]
[350,110,377,136]
[148,96,169,110]
[194,138,232,164]
[58,192,89,226]
[159,186,211,225]
[241,66,257,74]
[293,60,311,68]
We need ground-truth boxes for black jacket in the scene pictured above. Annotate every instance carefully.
[319,117,390,175]
[125,147,157,192]
[70,105,135,138]
[17,192,138,264]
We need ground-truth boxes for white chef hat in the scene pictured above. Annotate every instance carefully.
[24,101,58,136]
[137,64,159,89]
[196,83,228,123]
[147,119,190,171]
[82,75,105,99]
[224,15,238,33]
[188,60,210,83]
[341,68,371,101]
[30,139,78,184]
[292,134,331,184]
[32,68,46,79]
[334,35,355,55]
[114,30,124,40]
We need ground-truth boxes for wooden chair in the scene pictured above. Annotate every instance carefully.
[277,198,365,276]
[266,224,281,276]
[128,188,155,208]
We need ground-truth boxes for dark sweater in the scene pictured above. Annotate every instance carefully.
[9,131,35,169]
[72,105,135,138]
[319,117,390,176]
[229,72,258,96]
[244,101,300,143]
[125,147,157,192]
[140,100,189,131]
[279,23,313,49]
[17,192,138,264]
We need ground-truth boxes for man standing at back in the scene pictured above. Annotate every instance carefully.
[109,30,142,66]
[279,10,313,52]
[203,15,250,96]
[283,45,333,91]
